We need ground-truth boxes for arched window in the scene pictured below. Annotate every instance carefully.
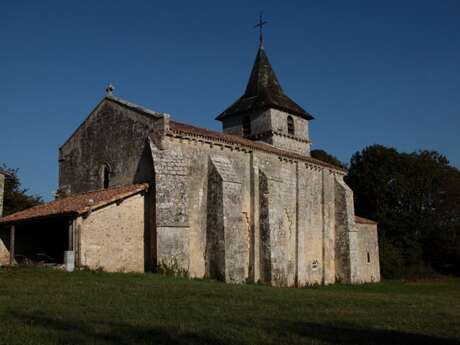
[102,164,111,189]
[242,116,251,136]
[287,116,295,135]
[367,252,371,263]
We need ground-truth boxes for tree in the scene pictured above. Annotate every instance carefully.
[311,149,346,169]
[345,145,460,278]
[1,165,43,216]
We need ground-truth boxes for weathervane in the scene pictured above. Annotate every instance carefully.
[254,12,268,47]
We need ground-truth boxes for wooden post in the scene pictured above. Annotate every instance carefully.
[74,220,80,269]
[64,219,76,272]
[9,225,15,265]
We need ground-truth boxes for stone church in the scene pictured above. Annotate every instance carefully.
[0,40,380,286]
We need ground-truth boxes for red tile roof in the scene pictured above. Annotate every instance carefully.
[0,184,148,225]
[168,121,345,172]
[355,216,378,225]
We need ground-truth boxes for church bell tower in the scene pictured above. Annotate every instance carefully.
[216,19,314,156]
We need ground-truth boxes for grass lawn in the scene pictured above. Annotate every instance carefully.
[0,267,459,345]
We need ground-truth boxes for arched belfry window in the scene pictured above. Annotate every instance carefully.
[102,163,111,189]
[242,116,251,137]
[287,116,295,135]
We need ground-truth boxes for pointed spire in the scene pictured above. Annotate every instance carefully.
[216,45,314,121]
[243,45,283,99]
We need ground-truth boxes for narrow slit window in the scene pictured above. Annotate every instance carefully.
[287,116,294,135]
[103,164,111,189]
[367,252,371,263]
[242,116,251,136]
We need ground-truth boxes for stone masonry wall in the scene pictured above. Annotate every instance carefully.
[79,193,146,272]
[152,137,252,280]
[270,134,310,157]
[335,176,360,283]
[221,109,310,156]
[259,160,297,287]
[206,161,225,279]
[258,171,271,283]
[59,98,165,195]
[298,166,324,285]
[209,155,248,283]
[322,170,336,284]
[60,97,378,285]
[151,144,191,275]
[357,223,381,282]
[155,132,372,286]
[0,229,10,266]
[222,110,272,137]
[267,109,310,156]
[269,109,308,140]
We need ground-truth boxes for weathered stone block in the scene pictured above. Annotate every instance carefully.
[356,222,381,283]
[79,193,145,272]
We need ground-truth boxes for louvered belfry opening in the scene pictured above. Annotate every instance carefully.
[287,116,295,135]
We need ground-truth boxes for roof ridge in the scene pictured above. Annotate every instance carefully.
[74,184,149,214]
[68,183,146,198]
[60,96,169,150]
[29,184,146,208]
[106,95,169,119]
[168,120,346,172]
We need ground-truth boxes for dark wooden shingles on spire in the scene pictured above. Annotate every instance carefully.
[216,46,314,121]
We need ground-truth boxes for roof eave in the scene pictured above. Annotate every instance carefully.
[169,121,346,173]
[77,185,149,216]
[0,212,79,226]
[216,104,315,121]
[0,183,149,226]
[355,216,378,226]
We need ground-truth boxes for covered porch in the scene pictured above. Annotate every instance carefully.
[0,183,150,272]
[0,217,75,267]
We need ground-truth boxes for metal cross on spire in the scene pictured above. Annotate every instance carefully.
[254,12,268,47]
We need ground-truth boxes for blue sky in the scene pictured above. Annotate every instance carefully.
[1,0,459,200]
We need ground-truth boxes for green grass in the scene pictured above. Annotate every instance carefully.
[0,267,459,345]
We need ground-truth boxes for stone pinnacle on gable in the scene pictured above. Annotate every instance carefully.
[105,83,115,96]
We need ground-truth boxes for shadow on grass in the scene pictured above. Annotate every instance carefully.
[278,321,460,345]
[9,311,240,345]
[9,312,460,345]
